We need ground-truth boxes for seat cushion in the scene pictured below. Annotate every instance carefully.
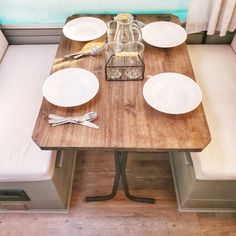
[0,45,58,181]
[188,45,236,180]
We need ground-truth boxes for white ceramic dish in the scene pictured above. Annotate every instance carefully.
[143,73,202,114]
[43,68,99,107]
[142,21,187,48]
[63,17,107,41]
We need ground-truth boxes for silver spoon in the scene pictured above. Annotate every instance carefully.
[73,112,97,123]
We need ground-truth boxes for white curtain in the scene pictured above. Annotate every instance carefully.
[231,34,236,52]
[186,0,236,36]
[0,30,8,61]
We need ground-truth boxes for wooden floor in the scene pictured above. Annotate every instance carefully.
[0,151,236,235]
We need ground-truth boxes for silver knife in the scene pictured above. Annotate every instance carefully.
[51,120,99,129]
[79,121,99,129]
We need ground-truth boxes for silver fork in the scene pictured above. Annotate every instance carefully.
[73,45,105,59]
[64,45,104,60]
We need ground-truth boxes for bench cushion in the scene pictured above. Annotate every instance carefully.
[188,45,236,180]
[0,45,58,181]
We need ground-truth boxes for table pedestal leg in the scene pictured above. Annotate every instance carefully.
[86,151,155,204]
[120,152,155,204]
[86,152,120,202]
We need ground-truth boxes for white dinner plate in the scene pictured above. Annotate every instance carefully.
[142,21,187,48]
[43,68,99,107]
[63,17,107,41]
[143,73,202,114]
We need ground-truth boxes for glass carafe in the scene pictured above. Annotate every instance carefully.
[112,14,142,44]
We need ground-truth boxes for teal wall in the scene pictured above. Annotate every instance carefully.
[0,0,189,25]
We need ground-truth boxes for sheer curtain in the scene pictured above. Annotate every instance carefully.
[0,30,8,61]
[186,0,236,36]
[231,33,236,52]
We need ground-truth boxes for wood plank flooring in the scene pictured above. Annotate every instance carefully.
[0,151,236,236]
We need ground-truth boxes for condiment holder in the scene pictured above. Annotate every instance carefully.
[105,41,145,81]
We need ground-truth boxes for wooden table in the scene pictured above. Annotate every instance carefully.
[33,14,211,203]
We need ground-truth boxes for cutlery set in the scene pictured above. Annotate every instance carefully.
[48,112,99,129]
[64,45,105,60]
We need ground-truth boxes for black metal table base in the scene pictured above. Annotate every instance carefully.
[86,151,155,204]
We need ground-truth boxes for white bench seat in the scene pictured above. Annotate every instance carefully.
[170,43,236,212]
[0,45,57,181]
[0,44,76,212]
[189,45,236,180]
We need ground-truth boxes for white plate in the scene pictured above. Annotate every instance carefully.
[43,68,99,107]
[143,73,202,114]
[142,21,187,48]
[63,17,107,41]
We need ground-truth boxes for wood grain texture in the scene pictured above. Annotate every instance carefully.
[32,14,211,151]
[0,151,235,236]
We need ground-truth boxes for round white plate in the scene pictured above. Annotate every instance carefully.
[143,73,202,114]
[63,17,107,41]
[142,21,187,48]
[43,68,99,107]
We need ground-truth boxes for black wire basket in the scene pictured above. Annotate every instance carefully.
[105,54,145,81]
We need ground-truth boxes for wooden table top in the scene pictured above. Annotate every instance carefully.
[32,14,211,152]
